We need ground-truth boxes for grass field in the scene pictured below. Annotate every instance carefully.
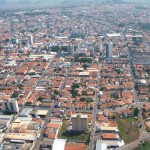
[116,117,140,144]
[136,142,150,150]
[58,121,90,142]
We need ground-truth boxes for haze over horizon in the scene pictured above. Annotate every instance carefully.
[0,0,149,10]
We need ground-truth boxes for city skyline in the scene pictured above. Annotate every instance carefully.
[0,1,149,150]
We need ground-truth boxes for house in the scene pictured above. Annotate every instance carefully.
[143,103,150,112]
[101,133,119,140]
[96,120,119,132]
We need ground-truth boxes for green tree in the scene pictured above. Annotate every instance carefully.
[51,46,60,52]
[80,97,93,103]
[72,83,80,89]
[51,94,57,99]
[25,102,32,106]
[115,69,122,74]
[37,97,44,102]
[11,92,19,98]
[134,83,139,90]
[86,97,93,103]
[134,107,139,117]
[78,57,92,63]
[80,97,86,102]
[82,91,87,95]
[82,64,89,70]
[61,46,68,51]
[22,40,27,46]
[78,53,86,57]
[70,89,78,98]
[54,90,59,95]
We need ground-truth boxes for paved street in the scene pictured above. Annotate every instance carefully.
[117,35,149,150]
[127,46,147,134]
[32,102,55,150]
[32,59,72,149]
[88,64,102,150]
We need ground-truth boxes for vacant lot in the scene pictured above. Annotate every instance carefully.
[116,117,140,144]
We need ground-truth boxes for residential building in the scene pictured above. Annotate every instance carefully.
[2,99,19,113]
[106,42,113,58]
[71,113,88,131]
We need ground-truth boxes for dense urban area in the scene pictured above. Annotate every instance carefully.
[0,2,149,150]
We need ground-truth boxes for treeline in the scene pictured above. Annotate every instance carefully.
[74,54,92,63]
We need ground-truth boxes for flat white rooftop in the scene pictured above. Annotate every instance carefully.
[52,139,66,150]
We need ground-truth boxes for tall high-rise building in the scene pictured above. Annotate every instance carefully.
[2,99,19,113]
[98,36,104,52]
[68,43,74,55]
[71,113,88,131]
[29,34,34,46]
[71,44,74,55]
[106,42,113,58]
[99,41,103,52]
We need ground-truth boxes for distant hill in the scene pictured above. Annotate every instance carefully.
[0,0,100,10]
[0,0,60,10]
[0,0,97,5]
[123,0,150,4]
[103,0,125,4]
